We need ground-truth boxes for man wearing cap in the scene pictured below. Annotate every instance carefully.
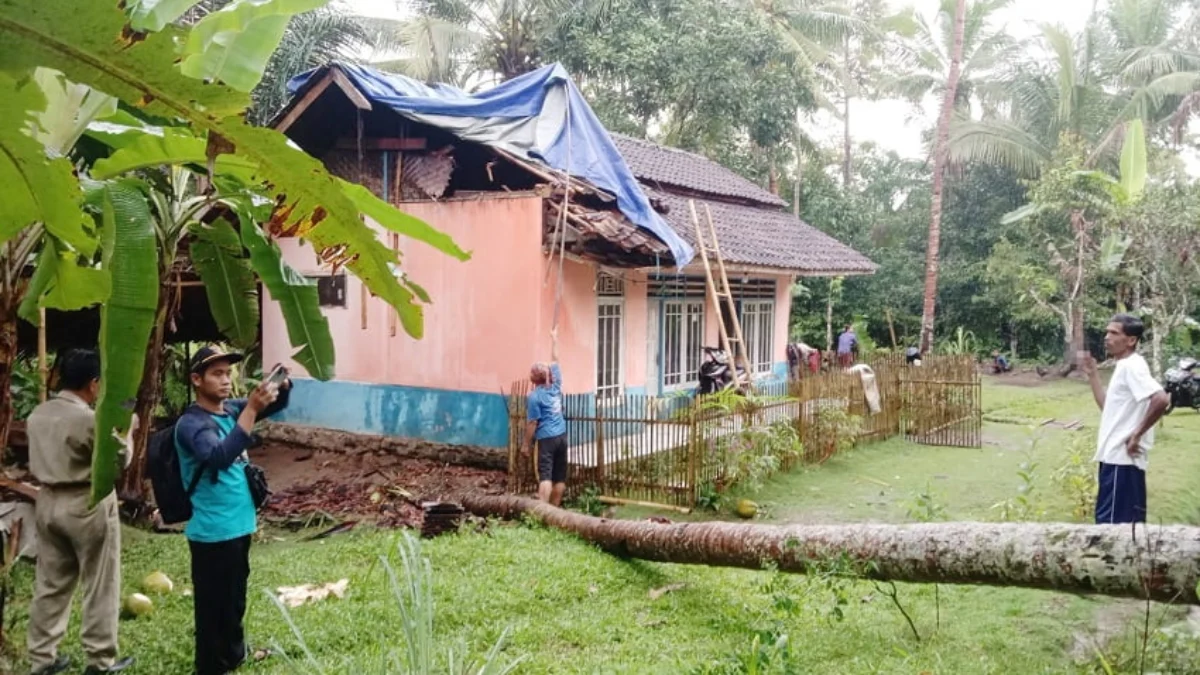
[27,349,136,675]
[176,346,290,675]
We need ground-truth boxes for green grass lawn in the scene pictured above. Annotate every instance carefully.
[6,376,1200,674]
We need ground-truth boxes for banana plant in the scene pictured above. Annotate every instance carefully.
[1,0,470,504]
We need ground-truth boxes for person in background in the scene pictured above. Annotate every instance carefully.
[992,350,1012,374]
[836,324,857,368]
[522,333,568,506]
[1081,315,1170,524]
[27,349,135,675]
[177,346,290,675]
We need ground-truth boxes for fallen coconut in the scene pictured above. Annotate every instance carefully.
[122,593,154,619]
[142,570,173,594]
[735,499,758,519]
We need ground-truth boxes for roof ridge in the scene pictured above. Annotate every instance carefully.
[609,133,786,207]
[610,133,715,163]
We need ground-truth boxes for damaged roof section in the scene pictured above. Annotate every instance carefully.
[274,63,873,276]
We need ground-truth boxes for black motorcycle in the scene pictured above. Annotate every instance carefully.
[1163,357,1200,414]
[698,346,748,395]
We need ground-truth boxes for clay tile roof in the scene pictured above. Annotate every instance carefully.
[611,134,787,207]
[647,189,876,275]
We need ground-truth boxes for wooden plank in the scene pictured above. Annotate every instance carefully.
[274,71,335,133]
[334,137,428,151]
[330,67,373,111]
[597,496,691,514]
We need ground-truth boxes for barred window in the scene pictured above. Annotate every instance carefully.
[741,300,775,375]
[662,300,705,388]
[597,298,623,400]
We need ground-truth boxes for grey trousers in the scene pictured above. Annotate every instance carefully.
[27,488,121,671]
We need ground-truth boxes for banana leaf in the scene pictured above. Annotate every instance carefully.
[2,0,461,340]
[0,71,85,248]
[242,222,334,380]
[17,237,111,325]
[91,180,159,506]
[190,218,259,349]
[179,0,327,93]
[126,0,201,32]
[1119,118,1146,203]
[91,126,257,180]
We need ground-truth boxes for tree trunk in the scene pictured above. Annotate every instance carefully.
[461,495,1200,604]
[842,42,852,189]
[0,302,16,458]
[119,283,174,499]
[918,0,968,355]
[825,288,834,354]
[768,157,779,196]
[1151,321,1164,379]
[1057,308,1078,377]
[793,154,802,218]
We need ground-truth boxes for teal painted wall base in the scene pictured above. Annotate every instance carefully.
[275,368,785,450]
[277,379,511,448]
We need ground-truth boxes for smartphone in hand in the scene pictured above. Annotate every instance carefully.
[264,364,289,390]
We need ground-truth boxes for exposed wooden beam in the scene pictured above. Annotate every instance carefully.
[334,137,428,151]
[273,66,372,134]
[274,71,335,134]
[330,68,373,111]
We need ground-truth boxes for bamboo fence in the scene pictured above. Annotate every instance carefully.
[506,355,979,507]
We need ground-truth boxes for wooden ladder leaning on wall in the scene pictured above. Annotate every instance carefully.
[688,200,754,394]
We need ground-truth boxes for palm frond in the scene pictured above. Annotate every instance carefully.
[948,119,1052,177]
[250,6,372,124]
[1168,89,1200,143]
[1116,70,1200,121]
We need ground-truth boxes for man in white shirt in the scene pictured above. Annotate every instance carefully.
[1081,314,1169,524]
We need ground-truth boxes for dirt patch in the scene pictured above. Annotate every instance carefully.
[1068,599,1150,663]
[251,441,508,529]
[986,369,1083,388]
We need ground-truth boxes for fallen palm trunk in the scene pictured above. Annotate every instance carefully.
[460,494,1200,604]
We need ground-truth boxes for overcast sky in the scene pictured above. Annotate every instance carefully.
[336,0,1144,162]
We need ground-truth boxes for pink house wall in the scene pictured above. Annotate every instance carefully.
[263,195,624,396]
[262,195,792,400]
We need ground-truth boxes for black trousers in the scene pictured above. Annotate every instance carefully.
[189,535,251,675]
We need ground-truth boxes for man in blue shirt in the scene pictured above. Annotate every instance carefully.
[522,340,568,505]
[176,346,289,675]
[836,324,857,368]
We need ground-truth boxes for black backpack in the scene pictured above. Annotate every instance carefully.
[146,423,206,525]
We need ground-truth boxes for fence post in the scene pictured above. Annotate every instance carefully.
[687,399,699,506]
[596,398,606,496]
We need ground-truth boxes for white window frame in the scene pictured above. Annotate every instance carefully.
[596,297,624,401]
[661,299,705,390]
[740,300,775,376]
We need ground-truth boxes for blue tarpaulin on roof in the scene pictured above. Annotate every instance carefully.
[288,63,694,266]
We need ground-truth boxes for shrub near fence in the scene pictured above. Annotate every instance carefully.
[506,355,979,508]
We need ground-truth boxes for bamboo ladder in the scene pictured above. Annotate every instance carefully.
[688,200,754,393]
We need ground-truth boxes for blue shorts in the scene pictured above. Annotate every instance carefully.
[1095,463,1146,524]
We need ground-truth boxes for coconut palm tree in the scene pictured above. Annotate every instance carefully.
[745,0,876,186]
[363,0,616,86]
[889,0,1016,118]
[948,0,1200,177]
[918,0,969,354]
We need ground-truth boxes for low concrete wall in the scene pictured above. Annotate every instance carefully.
[259,422,508,471]
[273,379,511,448]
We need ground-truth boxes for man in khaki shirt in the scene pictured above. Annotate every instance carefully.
[27,350,134,675]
